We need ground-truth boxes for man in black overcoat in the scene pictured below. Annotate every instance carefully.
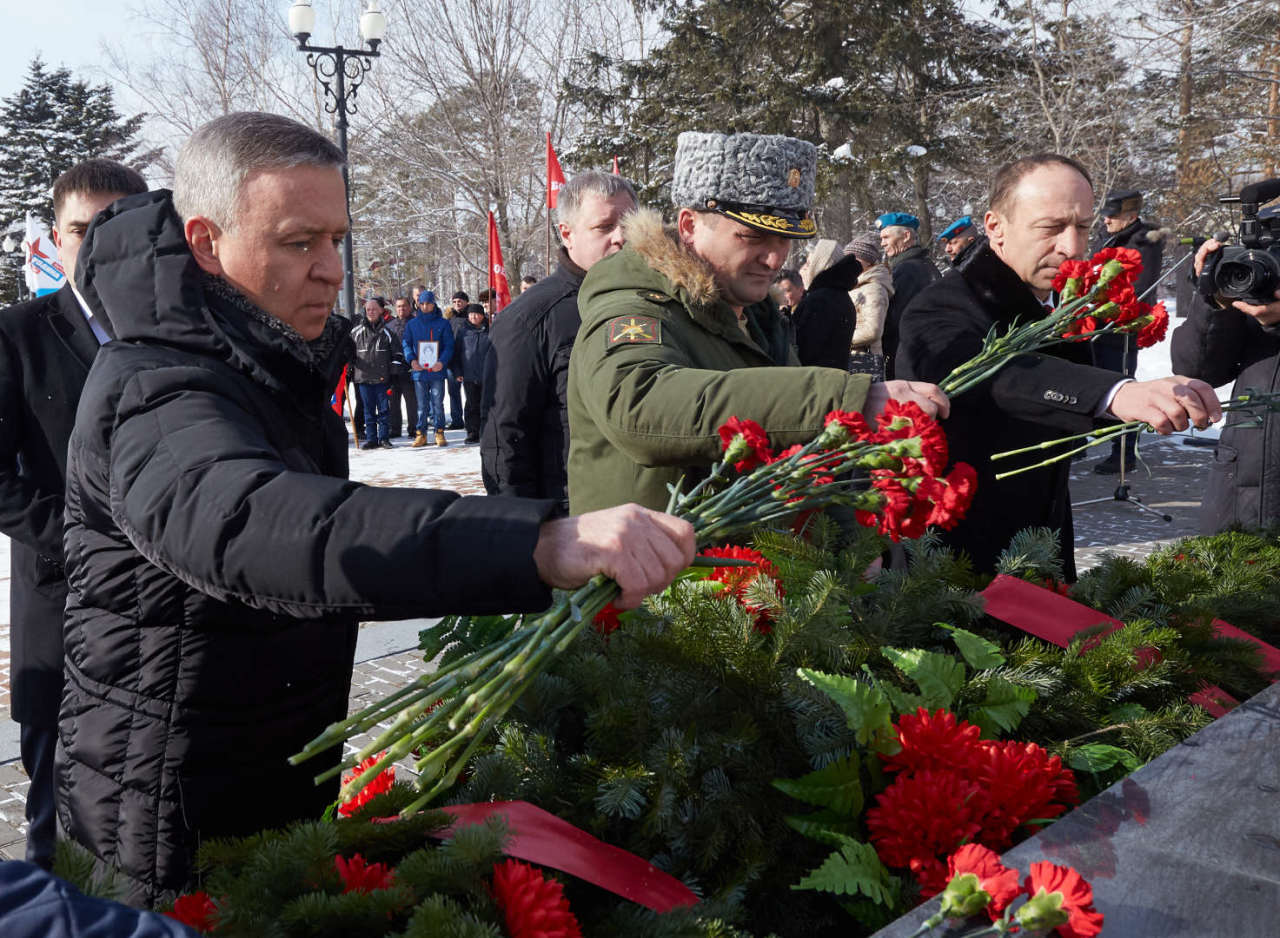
[1089,189,1165,473]
[897,154,1218,579]
[0,160,148,869]
[877,211,940,378]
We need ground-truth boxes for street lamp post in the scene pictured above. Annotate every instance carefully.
[288,0,387,322]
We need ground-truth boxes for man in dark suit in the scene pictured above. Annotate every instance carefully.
[1090,188,1165,473]
[0,159,147,868]
[877,211,940,378]
[896,154,1217,579]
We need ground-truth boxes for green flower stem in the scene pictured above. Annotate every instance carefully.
[992,426,1139,480]
[990,422,1145,462]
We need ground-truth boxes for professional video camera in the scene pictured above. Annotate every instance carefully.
[1198,177,1280,306]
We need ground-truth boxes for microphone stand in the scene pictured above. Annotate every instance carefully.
[1072,330,1173,522]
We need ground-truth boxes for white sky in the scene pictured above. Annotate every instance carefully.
[0,0,144,98]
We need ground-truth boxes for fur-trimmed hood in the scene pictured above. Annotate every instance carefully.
[616,207,720,307]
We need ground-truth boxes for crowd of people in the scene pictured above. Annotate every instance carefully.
[0,107,1276,930]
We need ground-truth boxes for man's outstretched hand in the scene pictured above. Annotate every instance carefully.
[1110,375,1221,434]
[533,504,696,609]
[864,380,951,421]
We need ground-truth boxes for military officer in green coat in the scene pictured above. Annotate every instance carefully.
[568,131,950,514]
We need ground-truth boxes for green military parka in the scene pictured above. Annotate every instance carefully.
[567,208,872,514]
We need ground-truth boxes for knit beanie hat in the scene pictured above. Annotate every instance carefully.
[844,232,881,266]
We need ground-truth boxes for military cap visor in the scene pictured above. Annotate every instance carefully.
[1102,189,1142,216]
[706,198,817,239]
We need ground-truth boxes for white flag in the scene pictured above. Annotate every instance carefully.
[24,213,66,296]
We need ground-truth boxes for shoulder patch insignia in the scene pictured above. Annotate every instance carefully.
[635,290,672,304]
[606,315,662,347]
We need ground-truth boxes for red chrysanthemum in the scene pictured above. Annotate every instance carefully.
[491,859,583,938]
[165,892,218,933]
[335,853,396,894]
[881,708,984,776]
[339,753,396,817]
[968,740,1078,848]
[717,416,773,472]
[1023,861,1105,938]
[702,545,783,633]
[945,843,1021,919]
[592,601,623,635]
[866,769,985,895]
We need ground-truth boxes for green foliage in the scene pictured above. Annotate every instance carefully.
[879,647,965,710]
[940,623,1006,670]
[52,838,125,903]
[792,836,894,906]
[772,754,863,817]
[796,669,894,751]
[398,896,501,938]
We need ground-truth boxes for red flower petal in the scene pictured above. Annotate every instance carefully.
[1024,861,1105,938]
[946,843,1021,917]
[491,859,583,938]
[338,753,396,817]
[335,853,396,894]
[881,708,983,776]
[717,416,773,472]
[867,770,985,894]
[702,545,784,633]
[165,892,218,933]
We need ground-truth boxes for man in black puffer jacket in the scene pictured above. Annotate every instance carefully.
[480,171,637,513]
[57,112,695,907]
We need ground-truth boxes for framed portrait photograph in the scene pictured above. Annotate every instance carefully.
[417,340,439,368]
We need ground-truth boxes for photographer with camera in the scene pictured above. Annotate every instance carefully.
[1172,179,1280,532]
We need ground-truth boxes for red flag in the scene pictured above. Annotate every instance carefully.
[488,211,512,314]
[612,155,620,176]
[331,364,347,416]
[547,133,566,209]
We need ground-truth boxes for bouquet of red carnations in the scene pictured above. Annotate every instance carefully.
[941,246,1168,397]
[292,404,977,815]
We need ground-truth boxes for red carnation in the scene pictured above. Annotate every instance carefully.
[339,753,396,817]
[491,859,583,938]
[925,463,977,531]
[335,853,396,894]
[1050,259,1093,296]
[1091,246,1143,279]
[1019,861,1105,938]
[881,708,984,776]
[1135,302,1168,348]
[717,416,773,472]
[165,892,218,933]
[592,601,623,635]
[823,408,874,442]
[703,544,784,633]
[867,769,985,894]
[944,844,1021,919]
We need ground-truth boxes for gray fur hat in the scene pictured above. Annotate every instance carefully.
[671,131,818,239]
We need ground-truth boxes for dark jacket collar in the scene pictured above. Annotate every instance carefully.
[43,284,100,371]
[889,244,932,269]
[76,188,349,400]
[954,238,1047,328]
[557,246,587,284]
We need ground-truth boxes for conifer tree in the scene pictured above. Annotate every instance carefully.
[0,57,159,304]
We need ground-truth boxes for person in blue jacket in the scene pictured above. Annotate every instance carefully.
[402,288,455,446]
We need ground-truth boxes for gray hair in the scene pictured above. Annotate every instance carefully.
[882,224,917,245]
[555,170,637,228]
[174,111,345,228]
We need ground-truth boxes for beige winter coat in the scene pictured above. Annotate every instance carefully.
[848,263,894,353]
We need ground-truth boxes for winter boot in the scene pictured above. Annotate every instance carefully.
[435,429,448,447]
[412,431,428,448]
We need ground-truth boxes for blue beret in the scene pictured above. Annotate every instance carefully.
[876,212,919,230]
[937,215,976,241]
[417,289,436,304]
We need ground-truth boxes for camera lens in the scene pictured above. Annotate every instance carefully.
[1218,260,1258,294]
